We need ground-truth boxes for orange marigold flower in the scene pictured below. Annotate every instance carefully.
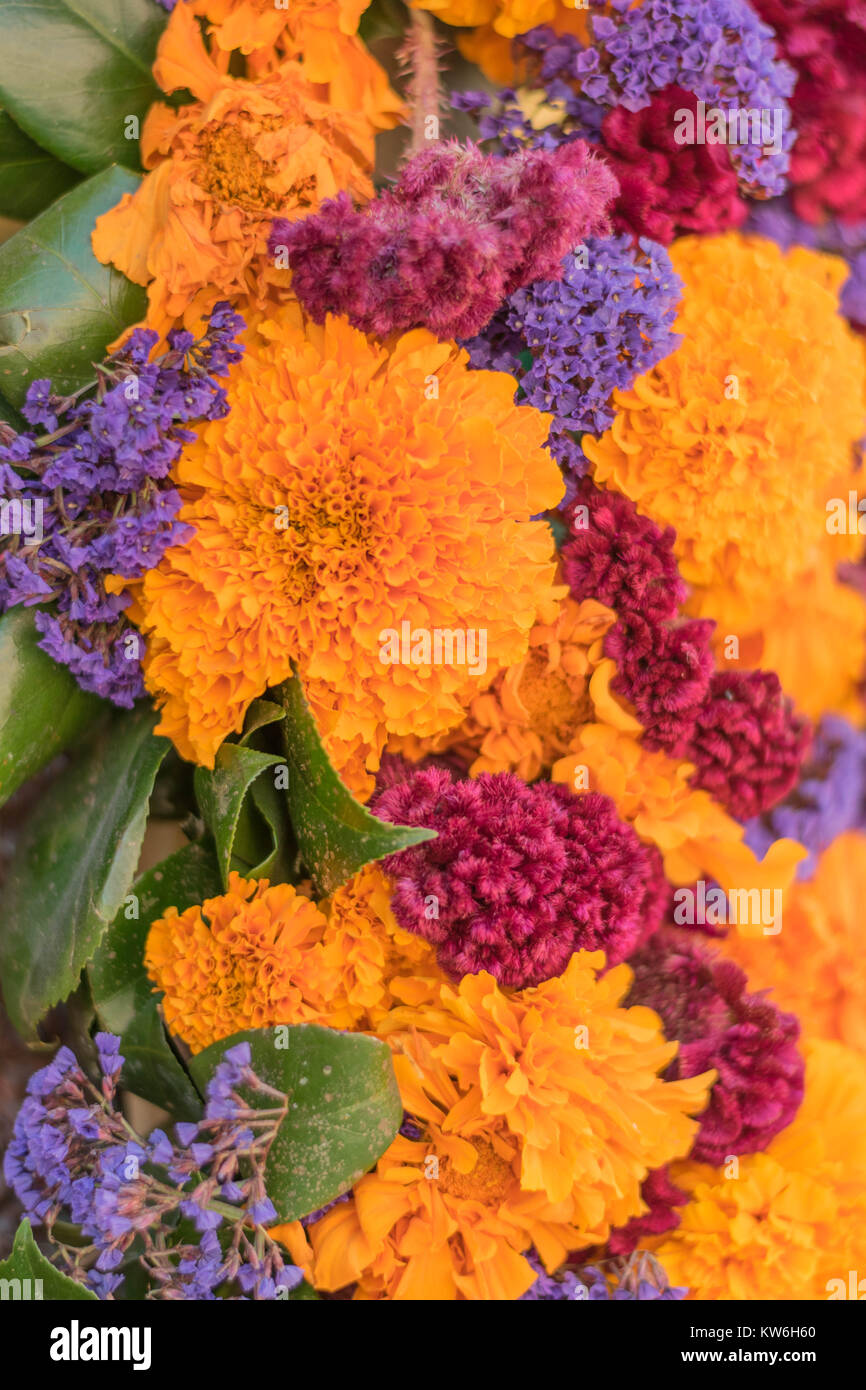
[144,872,332,1052]
[318,864,443,1031]
[717,831,866,1055]
[91,2,376,338]
[388,591,634,780]
[189,0,404,133]
[653,1040,866,1301]
[145,865,441,1052]
[283,956,712,1298]
[583,235,866,718]
[551,722,806,899]
[122,306,562,790]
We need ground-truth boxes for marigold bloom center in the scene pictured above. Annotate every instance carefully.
[197,119,287,211]
[438,1140,514,1205]
[515,649,589,746]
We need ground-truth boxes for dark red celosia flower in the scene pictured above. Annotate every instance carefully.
[269,139,617,340]
[598,86,748,244]
[607,618,716,758]
[607,1166,689,1256]
[560,479,685,625]
[372,766,655,988]
[688,670,813,820]
[753,0,866,223]
[625,928,805,1165]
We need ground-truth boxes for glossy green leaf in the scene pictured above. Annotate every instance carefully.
[89,839,222,1117]
[0,108,80,220]
[0,707,168,1038]
[0,1219,97,1300]
[238,698,285,745]
[0,165,146,406]
[194,743,285,887]
[0,608,104,809]
[191,1024,402,1223]
[279,676,435,894]
[0,0,164,175]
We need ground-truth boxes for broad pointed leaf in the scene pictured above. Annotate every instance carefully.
[0,1220,97,1300]
[279,676,434,894]
[0,109,81,220]
[0,706,168,1037]
[0,165,146,406]
[194,743,285,887]
[0,608,104,809]
[0,0,164,174]
[191,1024,402,1223]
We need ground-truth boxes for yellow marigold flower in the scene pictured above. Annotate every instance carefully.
[653,1040,866,1301]
[388,591,636,780]
[279,955,712,1299]
[92,3,375,338]
[551,722,806,899]
[144,872,332,1053]
[189,0,404,133]
[123,307,562,790]
[318,864,443,1031]
[584,235,866,715]
[716,565,866,725]
[717,832,866,1056]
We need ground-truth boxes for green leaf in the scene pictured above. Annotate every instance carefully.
[279,676,435,895]
[0,1219,97,1300]
[191,1024,402,1223]
[0,165,147,406]
[0,108,80,220]
[89,840,222,1117]
[0,706,168,1038]
[194,743,285,887]
[237,698,285,745]
[0,608,104,809]
[0,0,164,175]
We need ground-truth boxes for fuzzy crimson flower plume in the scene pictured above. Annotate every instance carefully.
[372,766,656,988]
[599,86,748,244]
[689,671,813,821]
[269,139,617,340]
[625,928,805,1165]
[561,480,685,626]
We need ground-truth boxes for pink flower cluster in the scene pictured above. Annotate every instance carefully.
[269,140,617,340]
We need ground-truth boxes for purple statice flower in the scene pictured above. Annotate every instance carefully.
[0,304,244,707]
[745,715,866,879]
[460,0,795,197]
[269,140,617,340]
[747,196,866,328]
[464,234,682,478]
[3,1033,301,1301]
[522,1249,687,1300]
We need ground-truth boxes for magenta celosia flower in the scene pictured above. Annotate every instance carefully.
[625,928,805,1165]
[269,140,617,340]
[608,1166,689,1257]
[599,86,749,244]
[752,0,866,224]
[607,618,716,758]
[688,671,813,821]
[560,479,685,625]
[372,766,656,988]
